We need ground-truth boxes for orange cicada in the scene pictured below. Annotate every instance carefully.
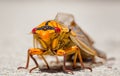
[18,13,106,74]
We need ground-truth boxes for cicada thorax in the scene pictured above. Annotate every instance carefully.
[33,20,68,51]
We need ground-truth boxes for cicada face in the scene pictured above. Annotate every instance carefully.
[32,20,62,42]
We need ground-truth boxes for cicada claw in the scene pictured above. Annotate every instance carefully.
[29,66,39,73]
[62,66,73,74]
[82,66,92,72]
[63,54,74,74]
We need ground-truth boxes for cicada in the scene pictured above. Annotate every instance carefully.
[18,13,106,74]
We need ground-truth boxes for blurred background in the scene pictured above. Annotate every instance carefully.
[0,0,120,75]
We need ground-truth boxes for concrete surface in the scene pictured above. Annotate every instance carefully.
[0,0,120,76]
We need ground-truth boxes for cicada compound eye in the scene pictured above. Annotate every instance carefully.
[32,28,37,34]
[54,27,61,33]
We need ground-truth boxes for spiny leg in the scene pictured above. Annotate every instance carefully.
[29,54,39,73]
[57,47,77,74]
[65,46,78,68]
[77,49,92,71]
[63,54,73,74]
[73,52,78,68]
[29,48,44,73]
[41,55,50,69]
[18,48,43,73]
[42,50,60,65]
[18,49,30,69]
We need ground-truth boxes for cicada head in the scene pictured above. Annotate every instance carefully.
[31,20,62,42]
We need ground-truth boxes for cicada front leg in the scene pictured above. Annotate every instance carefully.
[57,49,73,74]
[37,55,50,69]
[76,49,92,71]
[18,48,44,73]
[57,46,92,74]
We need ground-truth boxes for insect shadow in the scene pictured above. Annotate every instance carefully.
[38,61,103,73]
[39,65,82,73]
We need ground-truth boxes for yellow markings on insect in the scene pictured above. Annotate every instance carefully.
[48,20,62,29]
[65,46,78,55]
[29,48,43,55]
[48,30,55,33]
[38,39,47,49]
[48,20,57,27]
[52,38,59,49]
[36,30,50,41]
[57,49,65,56]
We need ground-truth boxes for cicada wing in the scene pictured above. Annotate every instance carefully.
[55,13,94,45]
[55,13,97,56]
[67,16,106,58]
[93,47,107,59]
[55,13,74,27]
[70,35,97,56]
[55,13,106,58]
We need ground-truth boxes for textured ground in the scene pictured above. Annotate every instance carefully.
[0,0,120,76]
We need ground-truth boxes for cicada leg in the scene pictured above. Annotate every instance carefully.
[18,48,43,73]
[18,49,30,70]
[57,49,74,74]
[77,49,92,71]
[63,53,73,74]
[55,55,60,64]
[64,46,91,70]
[72,47,92,71]
[57,46,92,74]
[50,55,60,65]
[40,55,50,69]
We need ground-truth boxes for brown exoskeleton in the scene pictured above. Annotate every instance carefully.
[18,13,106,74]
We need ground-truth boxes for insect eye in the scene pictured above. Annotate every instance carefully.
[54,27,61,33]
[32,28,37,34]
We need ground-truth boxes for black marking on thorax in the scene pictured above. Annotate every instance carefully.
[37,21,54,31]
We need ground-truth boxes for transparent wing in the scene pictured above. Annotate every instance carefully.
[55,13,96,56]
[55,13,94,46]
